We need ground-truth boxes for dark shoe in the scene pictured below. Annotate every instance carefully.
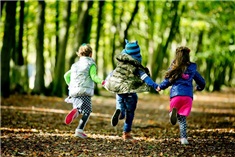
[65,108,78,125]
[170,108,177,125]
[111,109,121,126]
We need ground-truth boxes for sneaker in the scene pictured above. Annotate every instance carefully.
[111,109,121,126]
[75,131,87,139]
[122,132,133,141]
[181,138,189,144]
[65,108,78,125]
[170,108,177,125]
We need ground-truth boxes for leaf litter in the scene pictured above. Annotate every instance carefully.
[1,90,235,156]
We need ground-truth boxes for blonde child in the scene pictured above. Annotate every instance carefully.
[64,43,104,139]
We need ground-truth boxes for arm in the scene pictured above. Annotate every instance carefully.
[193,71,205,91]
[89,64,103,84]
[139,70,158,89]
[159,78,172,90]
[64,70,71,85]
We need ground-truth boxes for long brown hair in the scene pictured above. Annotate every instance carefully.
[165,46,191,82]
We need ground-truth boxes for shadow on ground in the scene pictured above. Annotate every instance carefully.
[1,90,235,156]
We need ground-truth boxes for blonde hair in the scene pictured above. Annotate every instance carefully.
[76,44,92,56]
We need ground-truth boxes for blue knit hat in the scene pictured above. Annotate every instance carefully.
[123,39,142,63]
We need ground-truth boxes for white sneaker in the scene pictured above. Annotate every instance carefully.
[75,130,87,139]
[181,138,189,144]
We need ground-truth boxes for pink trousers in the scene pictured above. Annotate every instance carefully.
[170,96,193,117]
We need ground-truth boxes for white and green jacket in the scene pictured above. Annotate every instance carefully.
[64,56,103,97]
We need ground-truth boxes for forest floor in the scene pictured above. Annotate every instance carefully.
[1,88,235,157]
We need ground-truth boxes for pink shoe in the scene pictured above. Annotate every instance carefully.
[65,108,78,125]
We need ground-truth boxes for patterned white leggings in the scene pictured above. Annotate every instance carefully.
[177,115,187,138]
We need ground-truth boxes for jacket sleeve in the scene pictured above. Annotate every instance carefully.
[159,78,172,90]
[64,70,71,85]
[138,70,158,89]
[193,71,205,91]
[89,64,103,84]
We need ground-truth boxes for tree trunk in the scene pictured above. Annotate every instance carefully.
[55,0,59,68]
[12,0,24,66]
[111,0,124,69]
[195,30,204,54]
[1,1,17,98]
[0,1,6,18]
[11,0,28,94]
[123,1,139,47]
[146,1,156,69]
[69,1,93,68]
[94,1,105,95]
[52,1,72,97]
[33,0,46,95]
[151,1,180,81]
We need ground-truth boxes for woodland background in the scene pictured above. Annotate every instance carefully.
[1,1,235,156]
[1,0,235,98]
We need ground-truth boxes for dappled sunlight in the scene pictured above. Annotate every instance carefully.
[194,93,235,103]
[0,105,112,118]
[1,93,235,156]
[192,106,235,114]
[192,128,234,134]
[0,127,176,143]
[1,106,67,114]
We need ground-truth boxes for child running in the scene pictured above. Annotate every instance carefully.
[104,39,159,141]
[157,46,205,144]
[64,43,104,139]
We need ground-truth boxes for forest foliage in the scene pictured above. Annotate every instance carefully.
[1,0,235,98]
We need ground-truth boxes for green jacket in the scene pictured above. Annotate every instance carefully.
[104,53,151,94]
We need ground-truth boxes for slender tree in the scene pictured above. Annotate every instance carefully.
[69,1,93,68]
[94,1,105,95]
[55,0,59,67]
[13,0,25,66]
[0,1,6,16]
[123,1,139,47]
[150,1,180,81]
[52,0,72,97]
[1,1,17,98]
[33,0,46,94]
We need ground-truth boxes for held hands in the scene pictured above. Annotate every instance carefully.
[102,80,106,86]
[156,86,161,92]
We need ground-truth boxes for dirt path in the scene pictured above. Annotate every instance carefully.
[1,90,235,156]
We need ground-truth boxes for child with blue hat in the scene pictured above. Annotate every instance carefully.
[104,39,159,141]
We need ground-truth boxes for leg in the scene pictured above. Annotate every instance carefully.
[177,115,189,144]
[116,94,126,118]
[75,96,92,138]
[64,108,78,125]
[169,108,177,125]
[122,93,137,139]
[111,94,125,126]
[77,112,91,131]
[64,97,83,125]
[75,112,90,138]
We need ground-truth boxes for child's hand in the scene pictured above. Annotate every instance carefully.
[102,80,106,86]
[156,86,161,92]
